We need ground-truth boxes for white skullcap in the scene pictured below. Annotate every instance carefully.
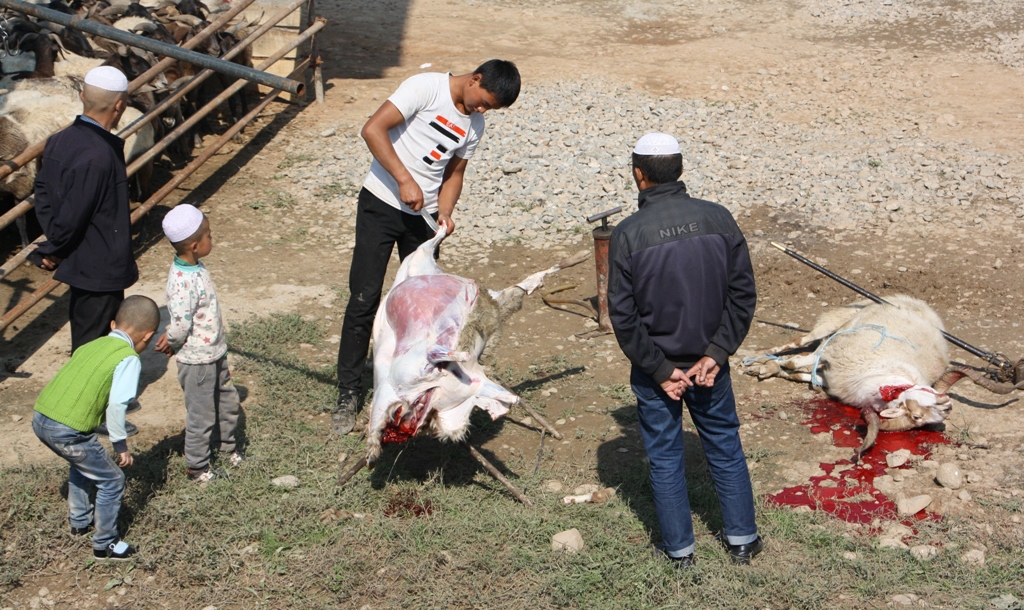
[84,66,129,93]
[633,132,681,156]
[162,204,205,243]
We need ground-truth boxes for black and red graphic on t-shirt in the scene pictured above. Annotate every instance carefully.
[422,115,465,165]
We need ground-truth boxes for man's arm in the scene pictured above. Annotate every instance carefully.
[360,101,425,211]
[35,163,106,260]
[106,354,141,466]
[705,232,757,366]
[608,231,677,384]
[436,155,468,235]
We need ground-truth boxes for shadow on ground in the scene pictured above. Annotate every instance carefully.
[596,404,727,551]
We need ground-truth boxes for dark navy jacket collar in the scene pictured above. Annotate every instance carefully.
[637,180,688,209]
[74,115,126,154]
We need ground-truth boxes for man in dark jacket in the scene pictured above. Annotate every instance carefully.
[34,66,139,354]
[608,133,762,566]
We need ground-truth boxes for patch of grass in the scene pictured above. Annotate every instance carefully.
[314,180,358,201]
[247,189,295,212]
[276,153,315,170]
[600,383,632,403]
[3,314,1023,607]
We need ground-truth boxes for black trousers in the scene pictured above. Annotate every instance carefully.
[69,287,124,353]
[336,188,438,396]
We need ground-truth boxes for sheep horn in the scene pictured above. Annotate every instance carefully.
[944,364,1024,395]
[933,367,969,393]
[854,407,880,463]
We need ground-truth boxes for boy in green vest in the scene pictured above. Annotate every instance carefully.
[33,295,160,561]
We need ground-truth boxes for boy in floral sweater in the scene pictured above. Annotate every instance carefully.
[155,204,242,482]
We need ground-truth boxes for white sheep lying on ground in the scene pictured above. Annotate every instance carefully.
[745,295,1021,460]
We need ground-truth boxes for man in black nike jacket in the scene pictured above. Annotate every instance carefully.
[608,132,762,566]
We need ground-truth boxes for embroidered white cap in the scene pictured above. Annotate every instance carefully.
[633,132,681,156]
[84,66,129,93]
[162,204,205,243]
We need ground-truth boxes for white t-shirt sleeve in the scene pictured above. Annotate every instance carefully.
[455,113,486,161]
[387,73,436,120]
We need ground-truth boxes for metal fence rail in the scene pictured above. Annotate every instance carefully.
[0,1,324,335]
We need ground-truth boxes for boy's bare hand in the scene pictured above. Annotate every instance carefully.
[153,333,174,356]
[117,451,133,467]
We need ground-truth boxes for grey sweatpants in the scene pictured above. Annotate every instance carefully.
[177,355,241,471]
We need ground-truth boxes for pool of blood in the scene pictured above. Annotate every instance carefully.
[766,398,951,524]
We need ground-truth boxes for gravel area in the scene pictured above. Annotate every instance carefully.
[269,78,1023,254]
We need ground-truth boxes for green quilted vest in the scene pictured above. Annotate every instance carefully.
[35,336,138,432]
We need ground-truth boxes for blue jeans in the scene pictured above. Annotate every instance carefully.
[33,412,126,550]
[631,364,757,558]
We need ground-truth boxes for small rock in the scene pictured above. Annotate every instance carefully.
[616,447,629,453]
[967,473,982,484]
[958,490,972,502]
[936,463,963,489]
[520,416,534,426]
[920,460,939,470]
[874,475,899,497]
[891,594,920,606]
[778,411,788,420]
[897,494,932,516]
[201,606,219,610]
[910,545,938,561]
[879,537,909,550]
[11,414,22,423]
[544,480,563,493]
[886,449,912,468]
[337,452,349,463]
[555,418,566,426]
[962,549,985,566]
[37,589,49,599]
[320,128,336,138]
[574,484,601,495]
[551,528,585,554]
[989,594,1020,610]
[841,551,859,560]
[271,475,300,488]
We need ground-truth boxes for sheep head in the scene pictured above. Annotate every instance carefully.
[856,385,952,462]
[878,386,952,430]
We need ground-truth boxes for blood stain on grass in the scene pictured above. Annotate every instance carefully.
[384,489,435,518]
[767,398,951,524]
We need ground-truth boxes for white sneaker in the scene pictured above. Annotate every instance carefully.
[226,451,245,467]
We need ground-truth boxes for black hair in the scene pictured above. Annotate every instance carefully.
[115,295,160,333]
[632,152,682,185]
[473,59,521,108]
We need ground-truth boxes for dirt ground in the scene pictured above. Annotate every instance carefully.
[2,0,1024,603]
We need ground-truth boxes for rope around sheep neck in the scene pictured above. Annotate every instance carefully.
[808,324,917,389]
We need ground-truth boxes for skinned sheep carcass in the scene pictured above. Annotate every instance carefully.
[745,295,1022,460]
[365,226,587,463]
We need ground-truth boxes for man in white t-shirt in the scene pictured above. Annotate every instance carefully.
[333,60,521,435]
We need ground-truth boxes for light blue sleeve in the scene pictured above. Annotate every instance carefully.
[105,355,141,444]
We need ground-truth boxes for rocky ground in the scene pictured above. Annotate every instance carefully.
[2,0,1024,606]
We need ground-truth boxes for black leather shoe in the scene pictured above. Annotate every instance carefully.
[721,534,763,565]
